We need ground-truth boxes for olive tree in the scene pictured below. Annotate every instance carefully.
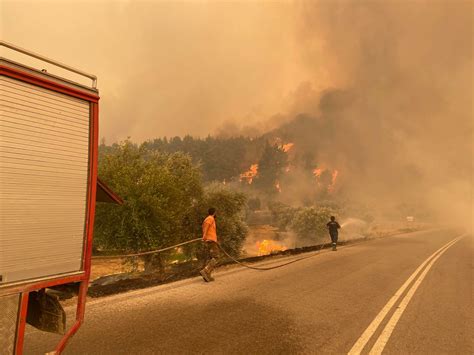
[94,140,203,271]
[94,140,249,273]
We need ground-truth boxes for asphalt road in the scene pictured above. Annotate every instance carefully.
[24,229,472,354]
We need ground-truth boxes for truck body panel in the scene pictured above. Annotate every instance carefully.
[0,41,104,354]
[0,75,91,284]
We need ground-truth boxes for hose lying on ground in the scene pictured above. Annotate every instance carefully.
[217,242,327,270]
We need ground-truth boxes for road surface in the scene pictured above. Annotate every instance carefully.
[24,229,472,354]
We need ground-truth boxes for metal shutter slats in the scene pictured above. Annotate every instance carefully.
[0,76,90,284]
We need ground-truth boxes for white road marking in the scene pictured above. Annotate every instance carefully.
[368,235,464,354]
[348,235,465,355]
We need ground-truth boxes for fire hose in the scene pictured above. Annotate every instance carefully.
[216,242,327,270]
[93,238,328,271]
[92,238,203,259]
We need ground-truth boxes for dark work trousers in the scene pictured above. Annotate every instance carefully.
[330,233,338,246]
[203,241,220,275]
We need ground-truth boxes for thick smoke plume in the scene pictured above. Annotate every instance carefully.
[2,1,309,141]
[261,0,472,226]
[316,1,471,224]
[2,1,472,225]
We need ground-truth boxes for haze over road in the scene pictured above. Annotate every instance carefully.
[25,229,472,354]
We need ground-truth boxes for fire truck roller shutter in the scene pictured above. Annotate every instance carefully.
[0,75,90,284]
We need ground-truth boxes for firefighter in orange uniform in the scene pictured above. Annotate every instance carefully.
[200,208,220,282]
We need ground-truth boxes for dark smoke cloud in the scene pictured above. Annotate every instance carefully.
[224,0,472,224]
[287,0,473,223]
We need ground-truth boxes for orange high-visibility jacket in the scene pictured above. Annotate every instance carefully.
[202,215,217,242]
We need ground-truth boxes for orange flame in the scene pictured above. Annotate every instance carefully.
[256,239,287,256]
[281,143,294,153]
[313,166,339,192]
[328,170,339,192]
[240,164,259,184]
[313,167,324,178]
[275,181,282,193]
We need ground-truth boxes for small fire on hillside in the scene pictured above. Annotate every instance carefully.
[313,166,340,192]
[281,142,294,153]
[256,239,287,256]
[328,170,339,192]
[313,167,324,178]
[313,167,324,187]
[240,164,258,184]
[275,181,282,193]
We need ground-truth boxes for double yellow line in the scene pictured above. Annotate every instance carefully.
[348,234,466,355]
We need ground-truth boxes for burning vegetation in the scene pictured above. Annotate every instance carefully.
[256,239,287,256]
[240,164,259,185]
[312,167,339,192]
[281,143,294,153]
[234,140,340,199]
[275,181,282,193]
[96,0,471,265]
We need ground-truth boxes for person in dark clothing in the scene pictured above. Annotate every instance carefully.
[326,216,341,251]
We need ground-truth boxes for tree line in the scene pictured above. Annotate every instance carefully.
[100,135,298,195]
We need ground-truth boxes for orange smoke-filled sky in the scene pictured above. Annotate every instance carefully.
[1,0,333,142]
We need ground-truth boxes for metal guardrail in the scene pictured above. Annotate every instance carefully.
[0,40,97,89]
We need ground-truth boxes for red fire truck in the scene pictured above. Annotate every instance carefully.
[0,41,122,354]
